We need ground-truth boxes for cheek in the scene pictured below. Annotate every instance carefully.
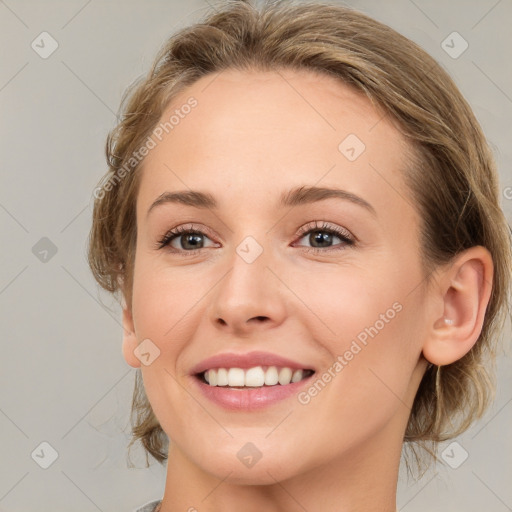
[292,266,419,396]
[129,265,190,396]
[324,296,424,434]
[288,265,399,347]
[300,310,415,448]
[130,263,198,438]
[131,255,198,337]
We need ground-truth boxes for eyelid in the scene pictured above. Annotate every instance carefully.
[156,222,219,250]
[294,220,353,241]
[156,220,355,253]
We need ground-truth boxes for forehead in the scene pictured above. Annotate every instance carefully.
[137,68,413,222]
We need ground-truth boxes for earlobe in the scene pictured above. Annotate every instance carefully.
[121,300,141,368]
[422,246,494,366]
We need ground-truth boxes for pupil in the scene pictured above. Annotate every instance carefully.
[182,233,202,250]
[311,231,331,248]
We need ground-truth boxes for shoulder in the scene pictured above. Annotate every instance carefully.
[134,499,162,512]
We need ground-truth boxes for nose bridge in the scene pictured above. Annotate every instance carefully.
[208,232,286,332]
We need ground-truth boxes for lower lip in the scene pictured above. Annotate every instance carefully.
[192,373,315,411]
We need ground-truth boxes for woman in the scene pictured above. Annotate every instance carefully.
[87,1,512,511]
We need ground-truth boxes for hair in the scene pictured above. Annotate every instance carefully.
[87,0,512,479]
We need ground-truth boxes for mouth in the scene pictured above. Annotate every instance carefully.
[192,365,316,410]
[195,365,315,388]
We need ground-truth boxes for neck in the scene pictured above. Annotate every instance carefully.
[158,411,404,512]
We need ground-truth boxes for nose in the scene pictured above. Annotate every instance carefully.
[208,246,287,337]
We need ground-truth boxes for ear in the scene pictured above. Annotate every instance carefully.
[422,246,494,366]
[121,294,141,368]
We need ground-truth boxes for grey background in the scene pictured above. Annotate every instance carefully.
[0,0,511,511]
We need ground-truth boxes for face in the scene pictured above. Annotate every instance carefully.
[122,68,431,484]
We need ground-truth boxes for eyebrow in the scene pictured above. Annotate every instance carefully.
[146,185,377,218]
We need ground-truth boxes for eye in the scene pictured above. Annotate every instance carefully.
[293,221,354,253]
[156,224,218,253]
[156,221,355,256]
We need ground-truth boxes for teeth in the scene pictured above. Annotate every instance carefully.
[228,368,245,386]
[291,369,304,383]
[216,368,228,386]
[203,366,311,387]
[245,366,265,387]
[264,366,279,385]
[278,367,292,385]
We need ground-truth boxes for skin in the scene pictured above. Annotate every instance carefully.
[121,68,493,512]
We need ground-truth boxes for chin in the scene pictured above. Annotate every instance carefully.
[209,460,296,486]
[192,445,301,485]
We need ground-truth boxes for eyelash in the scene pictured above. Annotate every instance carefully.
[155,221,355,256]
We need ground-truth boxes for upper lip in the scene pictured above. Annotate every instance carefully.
[190,351,315,375]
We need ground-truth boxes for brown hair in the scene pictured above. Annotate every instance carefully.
[87,0,512,478]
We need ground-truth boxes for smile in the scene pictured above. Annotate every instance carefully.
[192,367,316,411]
[201,365,314,387]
